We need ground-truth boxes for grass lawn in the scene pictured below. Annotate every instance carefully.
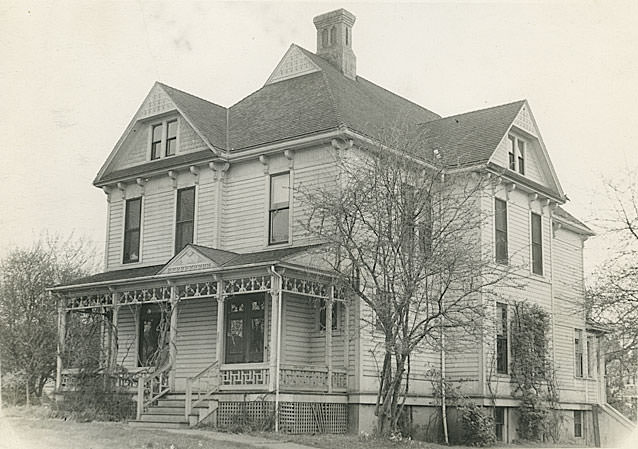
[251,432,467,449]
[0,407,252,449]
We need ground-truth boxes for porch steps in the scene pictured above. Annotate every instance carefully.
[129,392,210,429]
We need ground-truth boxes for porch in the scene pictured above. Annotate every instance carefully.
[54,264,352,427]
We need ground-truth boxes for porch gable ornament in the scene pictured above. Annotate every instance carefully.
[160,246,218,274]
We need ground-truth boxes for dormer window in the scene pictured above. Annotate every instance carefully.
[150,119,178,160]
[151,124,163,160]
[166,120,177,156]
[508,134,526,175]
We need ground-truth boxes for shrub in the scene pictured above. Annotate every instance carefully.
[458,404,496,447]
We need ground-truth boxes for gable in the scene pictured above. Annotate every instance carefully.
[265,44,321,85]
[95,83,221,185]
[159,245,223,275]
[488,103,564,198]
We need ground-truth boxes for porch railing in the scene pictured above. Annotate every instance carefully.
[136,364,171,420]
[219,363,270,390]
[279,365,347,392]
[185,360,219,418]
[58,367,140,392]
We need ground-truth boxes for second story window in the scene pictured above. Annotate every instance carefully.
[269,172,290,245]
[123,197,142,264]
[531,212,543,275]
[175,187,195,254]
[496,302,509,374]
[508,136,516,171]
[495,198,508,264]
[150,119,178,160]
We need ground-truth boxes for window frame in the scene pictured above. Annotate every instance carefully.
[148,118,178,161]
[268,171,290,246]
[574,410,583,438]
[494,407,506,441]
[224,294,266,364]
[151,124,163,160]
[575,329,584,378]
[507,134,526,175]
[318,299,339,332]
[174,186,196,254]
[495,198,509,265]
[496,302,509,375]
[122,197,142,264]
[586,335,596,379]
[531,212,543,275]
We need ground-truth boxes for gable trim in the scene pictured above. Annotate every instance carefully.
[265,44,322,86]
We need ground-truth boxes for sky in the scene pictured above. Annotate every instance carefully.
[1,0,637,274]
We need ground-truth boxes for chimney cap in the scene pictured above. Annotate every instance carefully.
[313,8,356,27]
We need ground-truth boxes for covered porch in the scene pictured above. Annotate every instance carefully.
[51,244,352,423]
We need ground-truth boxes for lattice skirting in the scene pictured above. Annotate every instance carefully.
[217,401,348,434]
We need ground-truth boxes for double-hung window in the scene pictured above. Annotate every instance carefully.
[507,134,525,175]
[123,197,142,264]
[151,124,163,160]
[587,335,596,378]
[531,212,543,275]
[496,303,509,374]
[574,410,583,438]
[494,407,505,441]
[319,300,338,331]
[495,199,508,264]
[269,172,290,245]
[575,329,584,378]
[175,187,195,254]
[150,119,177,160]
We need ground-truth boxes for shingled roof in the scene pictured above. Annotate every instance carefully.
[158,82,228,151]
[415,100,526,168]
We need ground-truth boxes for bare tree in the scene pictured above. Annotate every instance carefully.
[588,170,638,419]
[298,129,516,435]
[0,234,99,404]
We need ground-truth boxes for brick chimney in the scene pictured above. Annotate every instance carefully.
[313,9,356,80]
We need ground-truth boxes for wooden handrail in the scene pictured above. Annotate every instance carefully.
[185,360,219,418]
[136,364,171,420]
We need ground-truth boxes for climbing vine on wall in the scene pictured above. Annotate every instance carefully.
[509,302,561,442]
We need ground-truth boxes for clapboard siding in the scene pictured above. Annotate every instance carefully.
[282,294,314,364]
[106,200,124,269]
[293,161,338,246]
[196,181,217,247]
[116,306,137,370]
[221,168,265,252]
[174,298,217,380]
[141,190,174,264]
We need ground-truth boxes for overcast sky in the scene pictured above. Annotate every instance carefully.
[1,0,637,273]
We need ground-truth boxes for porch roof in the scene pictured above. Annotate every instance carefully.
[52,243,327,291]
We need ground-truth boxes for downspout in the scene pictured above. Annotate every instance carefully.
[439,171,449,444]
[270,266,283,432]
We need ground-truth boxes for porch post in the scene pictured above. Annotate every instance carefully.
[268,279,280,392]
[110,291,119,373]
[55,293,66,392]
[215,279,225,364]
[343,301,350,386]
[169,283,178,390]
[326,287,334,394]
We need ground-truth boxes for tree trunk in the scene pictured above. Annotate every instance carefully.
[25,381,30,407]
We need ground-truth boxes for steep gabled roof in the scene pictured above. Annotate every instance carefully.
[416,100,526,168]
[157,83,228,151]
[227,44,440,151]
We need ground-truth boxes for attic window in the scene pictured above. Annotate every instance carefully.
[150,119,178,160]
[507,134,526,175]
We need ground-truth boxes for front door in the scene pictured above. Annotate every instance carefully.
[225,294,265,364]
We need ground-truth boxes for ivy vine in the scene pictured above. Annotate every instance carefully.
[509,302,561,442]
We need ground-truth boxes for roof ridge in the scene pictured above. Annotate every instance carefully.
[430,99,526,123]
[156,81,228,111]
